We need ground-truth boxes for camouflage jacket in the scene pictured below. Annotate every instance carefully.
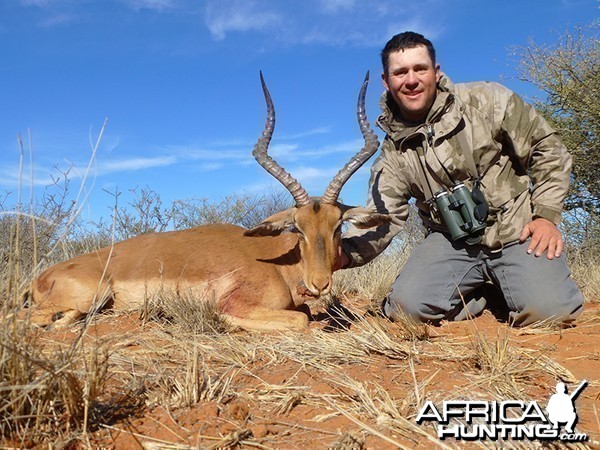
[342,74,572,267]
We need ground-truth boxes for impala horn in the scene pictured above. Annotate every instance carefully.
[252,71,311,207]
[321,71,379,205]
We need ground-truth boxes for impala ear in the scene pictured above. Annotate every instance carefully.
[244,208,296,237]
[341,207,390,229]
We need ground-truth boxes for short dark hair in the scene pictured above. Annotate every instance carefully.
[381,32,436,75]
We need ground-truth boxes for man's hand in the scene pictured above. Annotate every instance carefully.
[334,246,351,271]
[519,218,564,260]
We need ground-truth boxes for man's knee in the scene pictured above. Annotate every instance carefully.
[510,292,584,326]
[497,245,585,326]
[546,295,584,321]
[383,292,425,322]
[384,282,449,323]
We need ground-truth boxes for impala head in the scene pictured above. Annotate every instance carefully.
[244,72,390,296]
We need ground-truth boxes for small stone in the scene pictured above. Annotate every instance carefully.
[252,424,270,439]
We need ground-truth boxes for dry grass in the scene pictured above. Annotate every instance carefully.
[1,156,598,447]
[140,290,232,335]
[3,298,598,448]
[569,249,600,302]
[0,309,112,445]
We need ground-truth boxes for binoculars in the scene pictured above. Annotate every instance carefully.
[434,183,489,244]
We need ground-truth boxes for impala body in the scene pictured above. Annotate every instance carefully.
[22,73,389,331]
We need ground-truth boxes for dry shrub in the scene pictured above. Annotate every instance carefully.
[386,309,432,342]
[469,329,515,375]
[97,185,293,243]
[332,204,425,304]
[562,209,600,302]
[569,248,600,302]
[140,289,233,334]
[151,348,237,409]
[0,312,111,446]
[462,325,578,401]
[171,188,293,230]
[331,431,366,450]
[331,249,406,303]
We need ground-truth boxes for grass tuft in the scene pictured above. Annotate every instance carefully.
[140,290,232,335]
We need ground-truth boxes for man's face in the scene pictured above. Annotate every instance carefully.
[382,45,441,123]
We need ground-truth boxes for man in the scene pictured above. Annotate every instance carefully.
[547,382,578,433]
[338,32,583,326]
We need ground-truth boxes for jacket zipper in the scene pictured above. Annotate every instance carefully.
[426,124,435,147]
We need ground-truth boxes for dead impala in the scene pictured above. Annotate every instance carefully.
[21,72,389,331]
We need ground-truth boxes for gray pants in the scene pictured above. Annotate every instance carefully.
[384,232,584,326]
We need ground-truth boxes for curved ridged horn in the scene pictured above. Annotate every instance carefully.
[321,71,380,205]
[252,71,311,207]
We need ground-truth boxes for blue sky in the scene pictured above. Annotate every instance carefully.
[1,0,597,223]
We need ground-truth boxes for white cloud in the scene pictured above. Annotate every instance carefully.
[242,165,337,195]
[19,0,178,12]
[242,180,287,194]
[285,165,336,181]
[120,0,177,12]
[164,145,247,161]
[279,126,332,140]
[267,143,299,159]
[38,13,77,27]
[0,171,51,188]
[15,0,80,28]
[16,0,444,46]
[318,0,357,14]
[384,19,444,44]
[201,0,444,48]
[204,0,281,41]
[0,132,368,189]
[198,162,223,172]
[19,0,59,6]
[94,156,177,174]
[267,139,363,162]
[221,138,364,164]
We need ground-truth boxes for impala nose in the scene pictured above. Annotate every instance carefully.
[307,277,331,296]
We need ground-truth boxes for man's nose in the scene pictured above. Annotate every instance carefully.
[405,70,418,87]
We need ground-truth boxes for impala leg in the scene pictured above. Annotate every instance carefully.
[24,275,112,329]
[24,308,55,327]
[224,306,310,332]
[26,307,84,328]
[50,309,85,328]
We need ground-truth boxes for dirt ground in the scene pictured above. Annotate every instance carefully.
[36,300,600,449]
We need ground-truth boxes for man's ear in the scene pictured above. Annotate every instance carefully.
[342,207,390,229]
[382,71,390,92]
[244,208,296,237]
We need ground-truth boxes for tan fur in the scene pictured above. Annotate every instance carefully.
[23,205,388,331]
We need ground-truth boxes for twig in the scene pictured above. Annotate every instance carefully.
[408,356,421,406]
[252,417,339,436]
[101,424,194,445]
[321,397,409,449]
[146,414,187,441]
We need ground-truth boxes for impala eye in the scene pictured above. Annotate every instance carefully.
[290,225,305,240]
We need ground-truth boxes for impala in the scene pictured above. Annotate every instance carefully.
[22,73,389,331]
